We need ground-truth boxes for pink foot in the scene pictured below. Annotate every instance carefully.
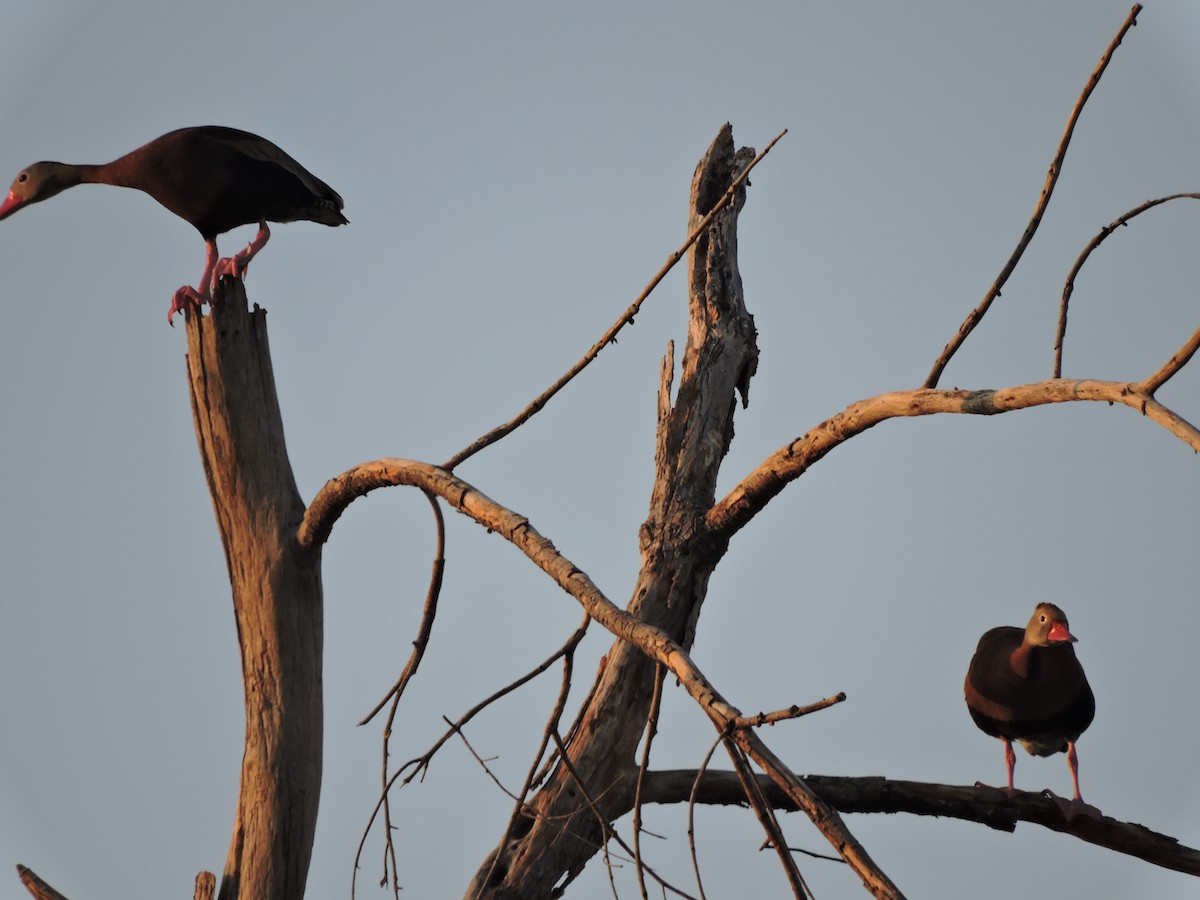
[1044,790,1102,822]
[168,285,209,326]
[208,221,271,293]
[974,781,1019,799]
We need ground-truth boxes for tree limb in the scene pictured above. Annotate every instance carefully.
[639,771,1200,877]
[706,377,1200,544]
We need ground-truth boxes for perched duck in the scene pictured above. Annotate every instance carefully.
[964,602,1098,820]
[0,126,347,324]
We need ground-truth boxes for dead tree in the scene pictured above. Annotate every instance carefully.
[15,4,1200,899]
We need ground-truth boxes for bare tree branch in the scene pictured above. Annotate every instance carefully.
[706,377,1200,544]
[1056,193,1200,377]
[633,664,667,900]
[924,3,1143,389]
[722,736,811,898]
[359,489,446,726]
[734,692,847,729]
[639,771,1200,877]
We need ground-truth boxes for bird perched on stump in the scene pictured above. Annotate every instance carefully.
[0,125,347,324]
[964,602,1098,820]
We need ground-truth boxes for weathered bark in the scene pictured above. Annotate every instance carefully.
[184,285,323,900]
[466,124,759,898]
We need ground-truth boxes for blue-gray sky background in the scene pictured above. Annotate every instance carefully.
[2,2,1198,898]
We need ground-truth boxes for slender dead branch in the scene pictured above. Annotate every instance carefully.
[360,489,446,726]
[633,664,668,900]
[473,615,588,898]
[707,376,1200,544]
[352,623,588,899]
[924,4,1142,389]
[1056,193,1200,377]
[722,736,810,899]
[687,738,723,900]
[547,730,699,900]
[734,692,847,729]
[727,727,902,899]
[441,129,786,472]
[640,771,1200,877]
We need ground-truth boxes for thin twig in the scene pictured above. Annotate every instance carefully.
[722,735,810,899]
[924,4,1142,389]
[361,489,447,726]
[688,737,724,900]
[533,649,610,789]
[473,614,589,898]
[442,129,787,472]
[352,624,587,899]
[733,692,846,729]
[549,730,699,900]
[634,664,668,900]
[1056,193,1200,377]
[760,840,847,864]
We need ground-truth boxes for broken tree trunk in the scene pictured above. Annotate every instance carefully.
[184,285,324,900]
[465,124,759,898]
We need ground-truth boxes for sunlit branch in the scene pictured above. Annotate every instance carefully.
[706,377,1200,545]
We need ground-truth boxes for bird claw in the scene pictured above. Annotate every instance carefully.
[168,286,208,326]
[209,253,250,292]
[1043,790,1101,822]
[974,781,1019,799]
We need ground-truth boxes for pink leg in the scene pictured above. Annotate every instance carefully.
[974,739,1019,799]
[210,220,271,291]
[168,240,220,326]
[1045,741,1101,821]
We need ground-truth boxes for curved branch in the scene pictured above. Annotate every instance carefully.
[359,489,446,727]
[639,771,1200,877]
[298,458,900,897]
[706,378,1199,543]
[924,3,1142,389]
[1055,194,1200,377]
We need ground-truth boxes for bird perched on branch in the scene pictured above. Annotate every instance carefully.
[964,602,1099,820]
[0,125,347,324]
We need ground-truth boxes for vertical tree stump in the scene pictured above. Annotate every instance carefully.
[184,283,324,900]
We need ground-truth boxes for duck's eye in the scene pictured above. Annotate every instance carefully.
[1039,614,1047,623]
[17,173,27,183]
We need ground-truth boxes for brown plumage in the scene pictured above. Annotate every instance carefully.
[0,126,347,324]
[964,602,1099,820]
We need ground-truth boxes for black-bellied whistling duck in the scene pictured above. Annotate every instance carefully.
[964,602,1099,821]
[0,126,347,324]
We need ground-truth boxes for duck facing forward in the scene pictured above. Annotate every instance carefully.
[964,602,1099,820]
[0,126,347,324]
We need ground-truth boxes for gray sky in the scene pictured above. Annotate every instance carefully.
[2,2,1199,898]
